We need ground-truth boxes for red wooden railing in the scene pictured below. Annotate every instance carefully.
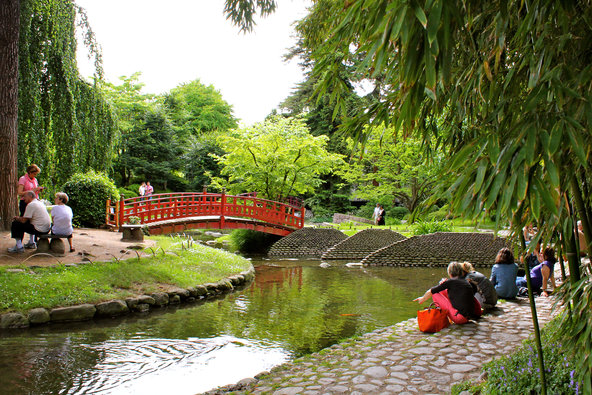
[105,191,305,233]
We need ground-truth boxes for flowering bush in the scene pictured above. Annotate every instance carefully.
[481,318,580,394]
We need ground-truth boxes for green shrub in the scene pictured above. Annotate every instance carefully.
[229,229,281,254]
[63,171,120,227]
[117,187,138,199]
[355,202,376,219]
[385,217,402,226]
[390,206,410,220]
[413,220,452,235]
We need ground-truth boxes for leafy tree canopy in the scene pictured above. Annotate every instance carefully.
[164,79,237,137]
[211,116,345,200]
[122,108,183,190]
[340,126,444,215]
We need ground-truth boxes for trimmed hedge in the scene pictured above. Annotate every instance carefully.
[63,171,120,227]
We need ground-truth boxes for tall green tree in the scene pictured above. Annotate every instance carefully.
[0,0,20,230]
[0,0,114,229]
[164,79,237,138]
[121,109,183,190]
[211,116,344,200]
[183,133,225,191]
[102,73,155,185]
[341,127,444,215]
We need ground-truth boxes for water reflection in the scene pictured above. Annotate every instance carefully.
[0,260,474,394]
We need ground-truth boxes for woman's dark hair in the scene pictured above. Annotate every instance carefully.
[543,247,556,262]
[495,247,515,265]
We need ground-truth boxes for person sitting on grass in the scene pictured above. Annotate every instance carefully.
[51,192,75,252]
[516,246,556,297]
[461,261,498,310]
[490,247,519,299]
[8,191,51,253]
[414,261,483,324]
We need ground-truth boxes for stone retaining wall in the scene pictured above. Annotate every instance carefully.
[268,228,348,258]
[0,267,255,330]
[362,232,511,267]
[332,213,373,225]
[322,229,407,260]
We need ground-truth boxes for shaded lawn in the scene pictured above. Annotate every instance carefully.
[0,236,251,313]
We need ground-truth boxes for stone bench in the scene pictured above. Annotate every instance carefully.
[37,234,69,256]
[121,224,144,242]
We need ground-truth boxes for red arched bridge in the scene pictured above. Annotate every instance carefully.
[106,191,305,236]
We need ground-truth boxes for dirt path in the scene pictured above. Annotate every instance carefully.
[0,228,156,267]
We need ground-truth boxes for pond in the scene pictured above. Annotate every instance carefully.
[0,258,487,394]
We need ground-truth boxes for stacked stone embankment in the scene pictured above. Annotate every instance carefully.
[0,267,255,329]
[332,213,373,225]
[362,232,511,267]
[268,228,348,258]
[322,229,407,260]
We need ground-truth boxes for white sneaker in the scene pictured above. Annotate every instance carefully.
[24,242,37,249]
[7,246,25,253]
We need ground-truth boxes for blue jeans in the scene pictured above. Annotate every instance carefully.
[516,277,528,288]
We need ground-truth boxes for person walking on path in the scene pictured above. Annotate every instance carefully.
[377,204,386,226]
[8,191,51,253]
[372,203,381,225]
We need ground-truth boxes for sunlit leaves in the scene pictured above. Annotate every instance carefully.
[212,116,345,200]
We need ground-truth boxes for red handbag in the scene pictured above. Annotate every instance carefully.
[417,303,450,333]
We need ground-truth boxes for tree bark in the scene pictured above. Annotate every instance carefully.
[0,0,20,230]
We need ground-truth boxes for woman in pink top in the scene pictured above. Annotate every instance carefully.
[17,164,43,216]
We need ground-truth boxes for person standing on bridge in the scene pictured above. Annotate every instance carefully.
[145,182,154,199]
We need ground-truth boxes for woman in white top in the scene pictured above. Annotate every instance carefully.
[52,192,74,252]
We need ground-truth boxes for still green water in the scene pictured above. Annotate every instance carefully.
[0,259,479,394]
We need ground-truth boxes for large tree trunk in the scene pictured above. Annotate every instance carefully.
[0,0,20,230]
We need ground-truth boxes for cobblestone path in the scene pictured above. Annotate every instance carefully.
[210,297,556,395]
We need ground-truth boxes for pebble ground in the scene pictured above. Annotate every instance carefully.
[208,297,556,395]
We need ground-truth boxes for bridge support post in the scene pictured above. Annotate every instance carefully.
[118,196,125,231]
[220,188,226,229]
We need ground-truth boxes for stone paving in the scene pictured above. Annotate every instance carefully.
[208,297,557,395]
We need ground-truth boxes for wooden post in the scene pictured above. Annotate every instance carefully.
[145,197,150,224]
[106,199,111,226]
[220,188,226,229]
[118,196,125,230]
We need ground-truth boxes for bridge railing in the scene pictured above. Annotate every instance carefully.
[106,191,305,231]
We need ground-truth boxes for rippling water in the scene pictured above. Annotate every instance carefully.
[0,259,477,394]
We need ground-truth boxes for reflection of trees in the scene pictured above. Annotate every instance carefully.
[0,266,443,393]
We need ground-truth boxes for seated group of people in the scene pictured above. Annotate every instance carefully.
[8,190,74,253]
[415,246,556,325]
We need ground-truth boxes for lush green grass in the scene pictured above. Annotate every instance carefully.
[332,218,501,237]
[0,236,251,313]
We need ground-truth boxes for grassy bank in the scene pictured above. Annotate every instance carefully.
[0,236,251,314]
[333,218,500,237]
